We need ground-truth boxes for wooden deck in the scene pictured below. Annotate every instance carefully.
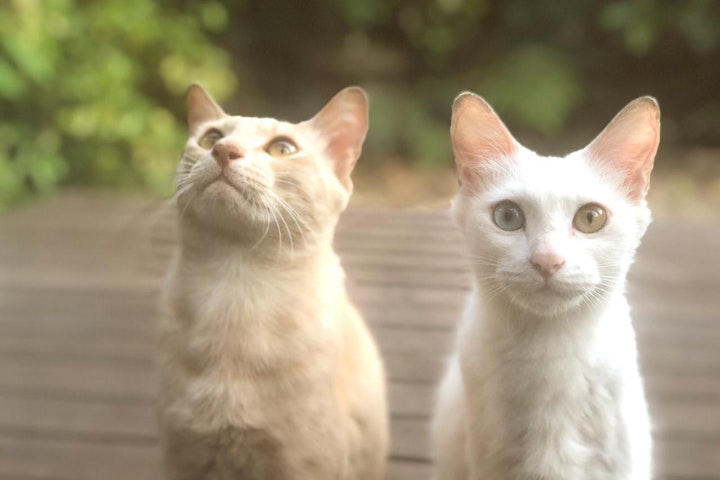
[0,191,718,479]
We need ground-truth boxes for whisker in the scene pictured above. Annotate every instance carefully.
[250,194,274,251]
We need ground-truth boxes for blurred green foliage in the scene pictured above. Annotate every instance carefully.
[1,0,719,208]
[0,0,235,207]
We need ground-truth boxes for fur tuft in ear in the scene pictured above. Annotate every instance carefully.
[307,87,369,189]
[451,92,520,189]
[187,84,226,135]
[584,96,660,203]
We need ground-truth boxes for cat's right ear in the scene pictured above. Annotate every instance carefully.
[451,92,519,189]
[187,84,225,135]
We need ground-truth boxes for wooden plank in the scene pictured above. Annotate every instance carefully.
[655,438,720,478]
[390,417,430,459]
[384,352,445,383]
[348,284,467,309]
[0,272,158,293]
[0,360,156,402]
[390,382,435,417]
[651,401,720,440]
[0,436,160,480]
[0,289,156,321]
[341,249,469,270]
[386,459,431,480]
[644,372,720,403]
[0,396,155,441]
[373,326,454,355]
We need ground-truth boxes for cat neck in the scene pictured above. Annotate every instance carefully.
[165,223,346,377]
[178,216,338,269]
[172,218,345,317]
[167,219,346,352]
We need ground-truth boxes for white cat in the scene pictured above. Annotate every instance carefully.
[432,93,660,480]
[158,85,388,480]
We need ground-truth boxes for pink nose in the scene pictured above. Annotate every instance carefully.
[530,251,566,279]
[212,142,243,167]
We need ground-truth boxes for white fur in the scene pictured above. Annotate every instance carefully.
[432,95,657,480]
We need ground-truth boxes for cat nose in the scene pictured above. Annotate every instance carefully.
[530,252,566,279]
[212,142,243,167]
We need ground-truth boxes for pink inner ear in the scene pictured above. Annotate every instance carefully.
[325,112,365,179]
[451,93,519,189]
[586,97,660,203]
[308,87,368,187]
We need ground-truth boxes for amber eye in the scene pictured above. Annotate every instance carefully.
[492,201,525,231]
[573,204,608,233]
[198,129,223,149]
[266,138,298,157]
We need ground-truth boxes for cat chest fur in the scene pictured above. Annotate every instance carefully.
[162,254,341,424]
[458,300,643,479]
[159,257,351,477]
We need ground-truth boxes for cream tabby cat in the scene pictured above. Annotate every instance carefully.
[432,93,660,480]
[158,85,388,480]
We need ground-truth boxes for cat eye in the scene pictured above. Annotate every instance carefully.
[266,138,298,157]
[492,201,525,231]
[573,204,608,234]
[198,129,224,149]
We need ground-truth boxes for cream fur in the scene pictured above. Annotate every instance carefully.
[158,86,387,480]
[432,93,659,480]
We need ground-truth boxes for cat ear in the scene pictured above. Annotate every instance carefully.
[307,87,369,189]
[584,97,660,203]
[451,92,520,189]
[187,84,226,135]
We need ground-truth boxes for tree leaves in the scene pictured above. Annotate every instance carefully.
[0,0,235,208]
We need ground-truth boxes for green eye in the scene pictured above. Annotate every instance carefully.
[266,138,298,157]
[198,129,223,149]
[492,201,524,231]
[573,204,608,233]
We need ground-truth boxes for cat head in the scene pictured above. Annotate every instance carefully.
[175,84,368,250]
[451,92,660,317]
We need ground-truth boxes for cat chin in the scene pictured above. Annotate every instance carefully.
[202,177,258,207]
[502,285,591,318]
[195,180,252,212]
[184,181,265,236]
[186,182,316,250]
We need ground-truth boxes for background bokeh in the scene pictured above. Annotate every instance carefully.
[1,0,719,210]
[1,3,719,479]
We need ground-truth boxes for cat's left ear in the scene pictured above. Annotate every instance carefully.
[187,84,226,136]
[584,97,660,203]
[307,87,369,189]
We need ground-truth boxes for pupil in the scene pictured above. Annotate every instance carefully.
[503,210,515,223]
[586,211,594,224]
